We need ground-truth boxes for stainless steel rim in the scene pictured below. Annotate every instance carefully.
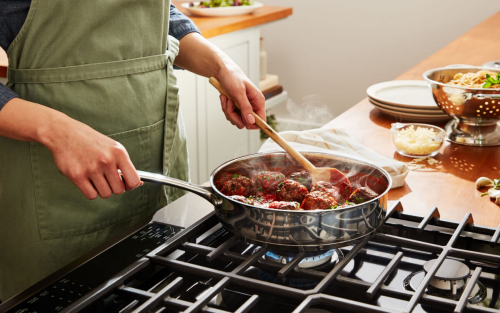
[209,151,393,214]
[423,66,500,91]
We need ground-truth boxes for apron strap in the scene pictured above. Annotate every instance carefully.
[8,50,177,84]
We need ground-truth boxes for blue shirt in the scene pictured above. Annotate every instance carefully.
[0,1,200,110]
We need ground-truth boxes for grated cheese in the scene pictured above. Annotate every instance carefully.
[393,125,441,156]
[405,157,441,171]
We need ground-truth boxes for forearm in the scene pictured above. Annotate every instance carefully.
[174,32,236,79]
[175,32,265,129]
[0,97,68,146]
[0,97,141,199]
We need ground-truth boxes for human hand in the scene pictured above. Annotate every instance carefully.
[217,66,266,129]
[42,116,142,200]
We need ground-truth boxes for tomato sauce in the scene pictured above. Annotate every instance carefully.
[260,193,276,203]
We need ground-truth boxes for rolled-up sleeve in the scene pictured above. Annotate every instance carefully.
[169,4,200,41]
[0,84,19,110]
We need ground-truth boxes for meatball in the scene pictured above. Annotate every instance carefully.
[220,175,256,197]
[288,171,312,190]
[301,191,337,210]
[268,201,301,210]
[349,187,378,204]
[229,195,254,205]
[311,181,342,202]
[254,171,286,193]
[276,180,308,203]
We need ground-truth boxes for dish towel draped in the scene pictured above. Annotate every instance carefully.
[258,128,409,189]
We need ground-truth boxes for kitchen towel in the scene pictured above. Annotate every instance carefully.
[259,128,409,188]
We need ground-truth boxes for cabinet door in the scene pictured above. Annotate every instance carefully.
[178,27,261,184]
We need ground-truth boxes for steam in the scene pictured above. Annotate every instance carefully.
[270,95,334,131]
[288,94,333,124]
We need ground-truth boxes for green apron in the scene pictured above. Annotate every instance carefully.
[0,0,189,300]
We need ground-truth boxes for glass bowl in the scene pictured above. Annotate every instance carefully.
[390,123,445,158]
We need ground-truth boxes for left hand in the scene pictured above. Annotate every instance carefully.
[217,66,266,130]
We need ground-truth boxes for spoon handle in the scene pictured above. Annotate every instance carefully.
[209,77,316,173]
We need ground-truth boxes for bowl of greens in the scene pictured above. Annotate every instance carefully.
[181,1,263,17]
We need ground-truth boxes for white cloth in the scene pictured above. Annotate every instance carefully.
[259,128,409,188]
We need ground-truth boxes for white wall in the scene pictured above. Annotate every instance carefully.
[260,0,500,124]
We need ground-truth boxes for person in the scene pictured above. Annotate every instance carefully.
[0,0,265,301]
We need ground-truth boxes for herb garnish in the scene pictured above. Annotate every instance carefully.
[233,174,240,178]
[484,74,500,88]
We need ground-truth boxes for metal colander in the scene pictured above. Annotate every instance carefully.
[423,66,500,146]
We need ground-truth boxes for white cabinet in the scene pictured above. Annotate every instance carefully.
[176,27,261,184]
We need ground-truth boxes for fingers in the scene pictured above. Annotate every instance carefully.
[104,165,126,195]
[218,79,266,130]
[220,95,245,129]
[232,86,257,129]
[245,81,266,122]
[115,146,141,191]
[76,178,99,200]
[90,174,113,199]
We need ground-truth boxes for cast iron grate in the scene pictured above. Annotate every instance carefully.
[59,202,500,313]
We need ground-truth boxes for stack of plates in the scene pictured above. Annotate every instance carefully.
[366,81,451,122]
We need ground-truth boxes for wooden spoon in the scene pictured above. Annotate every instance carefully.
[209,77,352,194]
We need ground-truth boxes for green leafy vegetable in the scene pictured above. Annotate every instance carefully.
[483,73,500,89]
[260,114,278,140]
[233,174,240,178]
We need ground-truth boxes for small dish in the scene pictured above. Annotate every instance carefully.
[390,123,445,158]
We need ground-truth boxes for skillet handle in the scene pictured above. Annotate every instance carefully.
[137,170,221,206]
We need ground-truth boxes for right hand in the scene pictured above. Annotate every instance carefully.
[42,116,142,200]
[0,98,141,200]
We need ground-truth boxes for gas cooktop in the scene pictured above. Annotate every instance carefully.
[2,201,500,313]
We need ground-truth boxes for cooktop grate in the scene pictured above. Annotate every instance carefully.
[3,202,500,313]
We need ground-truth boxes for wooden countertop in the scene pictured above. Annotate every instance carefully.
[172,1,292,38]
[324,11,500,228]
[0,4,292,76]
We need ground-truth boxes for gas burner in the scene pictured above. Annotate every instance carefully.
[423,259,469,292]
[263,249,342,269]
[404,258,486,303]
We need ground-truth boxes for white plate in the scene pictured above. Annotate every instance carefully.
[369,98,444,114]
[367,80,439,109]
[181,2,263,17]
[371,102,451,122]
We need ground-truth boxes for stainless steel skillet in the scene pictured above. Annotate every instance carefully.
[138,151,392,252]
